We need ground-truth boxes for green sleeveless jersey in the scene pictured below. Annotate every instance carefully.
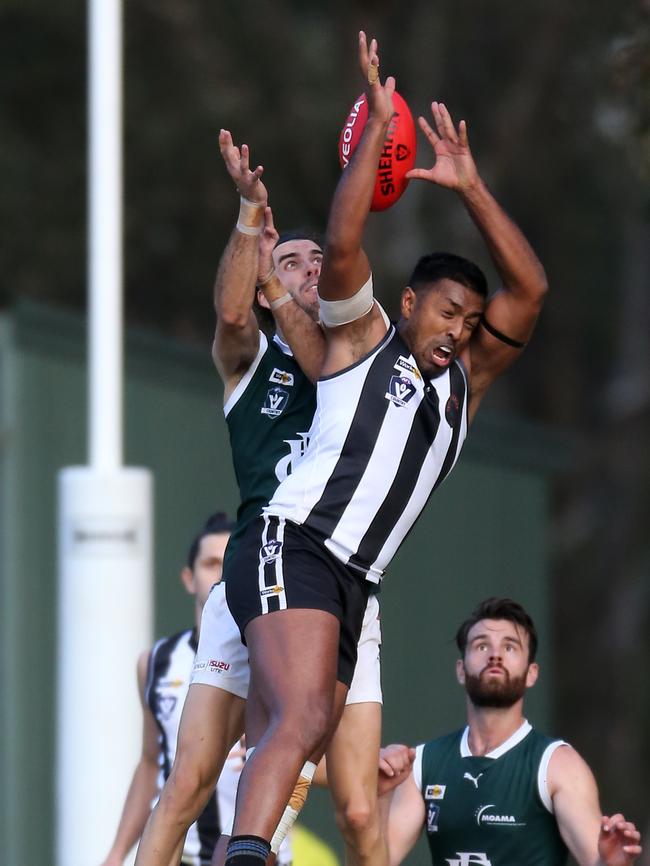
[416,722,568,866]
[222,332,316,570]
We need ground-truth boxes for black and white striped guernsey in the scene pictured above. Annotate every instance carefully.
[146,629,219,865]
[265,325,469,582]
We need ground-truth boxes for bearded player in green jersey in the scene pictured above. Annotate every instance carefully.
[378,598,641,866]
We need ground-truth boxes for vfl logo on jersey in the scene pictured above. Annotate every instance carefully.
[445,854,492,866]
[261,387,289,418]
[463,771,483,788]
[425,784,446,800]
[157,694,177,721]
[275,432,310,482]
[269,368,294,386]
[394,355,422,380]
[426,802,440,833]
[445,393,461,426]
[476,804,526,827]
[386,375,416,407]
[260,539,283,563]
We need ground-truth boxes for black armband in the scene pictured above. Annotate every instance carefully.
[480,317,527,349]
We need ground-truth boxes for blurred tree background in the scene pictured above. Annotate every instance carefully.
[2,0,649,852]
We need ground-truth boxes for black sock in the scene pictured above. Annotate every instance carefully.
[224,834,271,866]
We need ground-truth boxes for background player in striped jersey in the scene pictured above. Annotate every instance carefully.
[134,132,386,866]
[98,513,291,866]
[221,32,550,866]
[378,598,642,866]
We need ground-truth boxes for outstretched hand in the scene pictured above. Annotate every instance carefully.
[598,814,642,865]
[358,30,395,127]
[406,101,479,192]
[219,129,268,205]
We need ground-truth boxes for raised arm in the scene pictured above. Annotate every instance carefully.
[316,32,397,373]
[99,652,160,866]
[256,206,326,383]
[212,130,268,399]
[549,745,642,866]
[318,33,394,303]
[406,102,548,412]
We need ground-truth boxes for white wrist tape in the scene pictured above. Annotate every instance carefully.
[270,760,317,854]
[236,196,264,236]
[269,293,292,311]
[318,275,374,327]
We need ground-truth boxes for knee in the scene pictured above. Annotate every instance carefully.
[161,752,216,819]
[273,696,331,755]
[336,797,379,842]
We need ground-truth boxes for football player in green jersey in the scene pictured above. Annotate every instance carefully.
[378,598,642,866]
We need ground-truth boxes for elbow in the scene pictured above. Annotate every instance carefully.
[215,307,252,330]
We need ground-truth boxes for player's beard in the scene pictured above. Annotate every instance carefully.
[464,665,528,709]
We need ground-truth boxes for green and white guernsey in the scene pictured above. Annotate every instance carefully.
[223,331,316,568]
[415,720,569,866]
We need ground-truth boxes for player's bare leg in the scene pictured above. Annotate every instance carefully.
[327,701,386,866]
[135,684,245,866]
[227,609,343,848]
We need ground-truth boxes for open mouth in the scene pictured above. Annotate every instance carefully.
[431,344,453,366]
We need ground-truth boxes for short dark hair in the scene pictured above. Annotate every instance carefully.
[455,597,538,663]
[408,252,488,298]
[274,228,324,250]
[186,512,234,570]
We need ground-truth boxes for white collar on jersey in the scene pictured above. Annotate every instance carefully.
[460,719,532,759]
[273,332,293,357]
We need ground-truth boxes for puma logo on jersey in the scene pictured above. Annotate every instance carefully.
[261,387,289,417]
[445,854,492,866]
[386,375,416,407]
[463,771,483,788]
[269,368,294,386]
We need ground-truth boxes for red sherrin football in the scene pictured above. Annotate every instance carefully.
[338,91,417,211]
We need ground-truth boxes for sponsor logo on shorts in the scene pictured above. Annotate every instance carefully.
[385,375,416,407]
[475,804,525,827]
[260,584,285,598]
[260,539,283,563]
[261,387,289,418]
[208,658,231,673]
[269,368,294,386]
[425,784,446,800]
